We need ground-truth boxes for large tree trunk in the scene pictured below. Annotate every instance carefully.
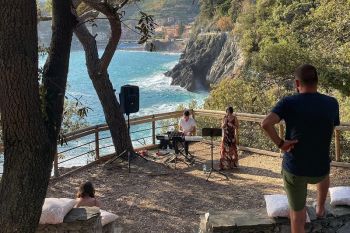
[42,0,75,145]
[73,4,132,155]
[0,1,54,232]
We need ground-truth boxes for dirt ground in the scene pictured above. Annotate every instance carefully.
[47,143,350,233]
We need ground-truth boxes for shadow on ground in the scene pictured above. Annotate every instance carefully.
[47,143,350,233]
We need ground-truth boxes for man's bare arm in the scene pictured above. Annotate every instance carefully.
[261,113,283,146]
[261,113,297,152]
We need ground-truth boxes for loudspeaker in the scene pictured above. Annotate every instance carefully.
[119,85,139,115]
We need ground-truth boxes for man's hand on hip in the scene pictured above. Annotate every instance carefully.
[280,140,298,152]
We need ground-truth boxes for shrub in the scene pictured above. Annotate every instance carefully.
[216,16,233,31]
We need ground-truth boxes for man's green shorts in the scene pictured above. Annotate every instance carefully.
[282,169,328,211]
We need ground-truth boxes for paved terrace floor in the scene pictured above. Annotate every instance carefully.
[47,143,350,233]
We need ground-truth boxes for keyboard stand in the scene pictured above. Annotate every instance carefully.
[164,139,194,169]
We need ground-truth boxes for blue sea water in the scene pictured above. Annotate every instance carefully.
[0,50,207,173]
[53,50,207,167]
[42,50,207,124]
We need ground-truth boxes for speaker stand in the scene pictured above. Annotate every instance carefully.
[106,114,147,173]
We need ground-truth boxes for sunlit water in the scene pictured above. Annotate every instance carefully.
[0,50,208,173]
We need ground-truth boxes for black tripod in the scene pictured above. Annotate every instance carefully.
[106,113,148,173]
[202,128,228,181]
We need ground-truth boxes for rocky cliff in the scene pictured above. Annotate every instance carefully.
[144,39,187,52]
[165,32,243,92]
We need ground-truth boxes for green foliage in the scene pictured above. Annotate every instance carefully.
[204,77,350,159]
[60,101,89,134]
[135,11,157,46]
[45,0,52,13]
[198,0,243,28]
[235,0,350,94]
[205,78,292,114]
[254,38,309,78]
[203,77,289,151]
[216,16,233,31]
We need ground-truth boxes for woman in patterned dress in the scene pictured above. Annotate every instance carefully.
[220,106,239,170]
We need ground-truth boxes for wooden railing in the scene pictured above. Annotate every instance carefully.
[195,109,350,163]
[1,109,350,177]
[50,110,185,177]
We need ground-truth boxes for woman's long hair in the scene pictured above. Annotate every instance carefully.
[77,181,95,198]
[226,106,234,115]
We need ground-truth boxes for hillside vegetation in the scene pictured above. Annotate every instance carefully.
[200,0,350,113]
[195,0,350,159]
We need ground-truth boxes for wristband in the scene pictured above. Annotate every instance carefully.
[278,139,285,149]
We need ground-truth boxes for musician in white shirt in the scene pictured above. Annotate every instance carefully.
[178,110,196,155]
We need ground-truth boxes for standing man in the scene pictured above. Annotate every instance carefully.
[179,110,197,155]
[261,64,340,233]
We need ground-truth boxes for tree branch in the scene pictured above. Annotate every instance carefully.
[83,0,122,71]
[75,22,101,77]
[118,0,129,9]
[79,10,99,22]
[100,10,121,71]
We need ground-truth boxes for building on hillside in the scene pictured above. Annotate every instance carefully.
[182,24,193,39]
[154,23,193,40]
[163,25,180,40]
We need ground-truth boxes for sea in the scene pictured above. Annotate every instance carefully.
[0,47,208,173]
[56,49,207,124]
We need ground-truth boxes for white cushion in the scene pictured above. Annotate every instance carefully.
[264,194,290,217]
[100,209,118,226]
[39,198,76,224]
[264,194,310,222]
[329,186,350,206]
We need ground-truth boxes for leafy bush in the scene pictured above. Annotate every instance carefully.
[216,16,233,31]
[204,77,350,160]
[235,0,350,94]
[205,78,292,114]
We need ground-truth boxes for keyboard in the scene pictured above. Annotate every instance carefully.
[156,134,203,142]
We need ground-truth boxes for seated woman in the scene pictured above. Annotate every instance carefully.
[75,181,102,208]
[220,106,239,170]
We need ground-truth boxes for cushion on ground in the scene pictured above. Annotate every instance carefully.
[39,198,77,224]
[264,194,311,222]
[329,186,350,206]
[100,210,118,226]
[264,194,289,217]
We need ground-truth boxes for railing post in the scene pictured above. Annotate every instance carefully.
[235,118,240,146]
[95,127,100,160]
[278,123,285,154]
[54,153,59,177]
[152,115,156,145]
[335,129,341,162]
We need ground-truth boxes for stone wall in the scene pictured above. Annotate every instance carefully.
[37,207,119,233]
[199,204,350,233]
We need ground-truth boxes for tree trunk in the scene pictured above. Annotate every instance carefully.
[74,8,132,155]
[42,0,75,144]
[92,72,133,154]
[0,1,54,232]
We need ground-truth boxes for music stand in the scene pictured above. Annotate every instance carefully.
[202,128,228,181]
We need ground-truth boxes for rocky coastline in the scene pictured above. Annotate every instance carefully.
[165,32,243,92]
[144,39,187,53]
